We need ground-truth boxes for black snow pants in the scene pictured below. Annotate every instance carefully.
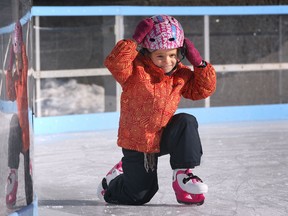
[104,113,203,205]
[8,114,22,169]
[8,114,30,173]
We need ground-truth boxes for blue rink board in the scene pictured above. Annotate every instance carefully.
[34,104,288,135]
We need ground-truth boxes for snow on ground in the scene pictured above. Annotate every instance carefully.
[40,79,105,116]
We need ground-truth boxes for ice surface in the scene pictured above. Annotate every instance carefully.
[34,120,288,216]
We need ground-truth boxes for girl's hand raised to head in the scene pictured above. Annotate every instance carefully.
[132,18,154,44]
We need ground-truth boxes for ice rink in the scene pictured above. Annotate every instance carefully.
[33,119,288,216]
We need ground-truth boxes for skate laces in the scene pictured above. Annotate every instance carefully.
[6,171,17,192]
[183,170,203,184]
[7,174,13,184]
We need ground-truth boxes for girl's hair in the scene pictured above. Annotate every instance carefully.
[140,48,185,60]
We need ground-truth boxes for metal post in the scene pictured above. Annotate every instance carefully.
[11,0,19,21]
[204,15,211,108]
[278,16,283,103]
[114,16,124,112]
[35,16,41,117]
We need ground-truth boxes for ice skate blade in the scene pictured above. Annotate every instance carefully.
[176,199,204,206]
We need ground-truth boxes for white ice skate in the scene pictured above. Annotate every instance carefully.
[97,161,123,202]
[6,169,18,208]
[172,169,208,205]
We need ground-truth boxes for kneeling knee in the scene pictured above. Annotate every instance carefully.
[174,113,198,127]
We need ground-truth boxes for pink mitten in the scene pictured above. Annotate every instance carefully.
[184,38,203,67]
[132,18,154,44]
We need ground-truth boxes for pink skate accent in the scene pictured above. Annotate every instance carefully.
[172,169,208,205]
[106,160,123,185]
[101,190,106,196]
[6,170,18,208]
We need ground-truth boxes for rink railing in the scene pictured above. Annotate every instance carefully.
[31,5,288,115]
[29,6,288,135]
[30,5,288,16]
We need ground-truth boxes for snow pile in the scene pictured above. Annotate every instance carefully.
[41,79,104,116]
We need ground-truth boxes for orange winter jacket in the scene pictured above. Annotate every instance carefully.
[105,39,216,153]
[6,44,30,153]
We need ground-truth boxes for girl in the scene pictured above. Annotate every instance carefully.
[97,15,216,205]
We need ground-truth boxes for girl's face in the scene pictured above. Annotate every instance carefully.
[149,49,178,73]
